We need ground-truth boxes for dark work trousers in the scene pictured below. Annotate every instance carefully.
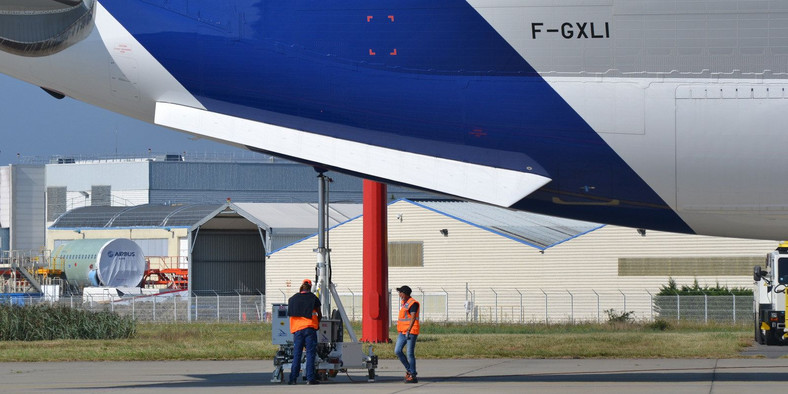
[290,327,317,383]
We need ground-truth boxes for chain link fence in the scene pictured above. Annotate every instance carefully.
[459,289,753,324]
[0,289,755,324]
[2,292,268,323]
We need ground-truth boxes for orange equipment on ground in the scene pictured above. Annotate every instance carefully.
[142,268,188,289]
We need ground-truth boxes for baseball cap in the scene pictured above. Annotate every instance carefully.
[396,285,412,295]
[303,279,313,286]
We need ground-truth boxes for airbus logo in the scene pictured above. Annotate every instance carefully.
[107,250,136,258]
[531,22,610,39]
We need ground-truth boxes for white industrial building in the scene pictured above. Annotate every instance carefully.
[267,200,775,323]
[1,155,778,324]
[0,153,435,253]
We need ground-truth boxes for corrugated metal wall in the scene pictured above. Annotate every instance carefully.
[46,186,66,221]
[91,185,111,206]
[0,166,9,228]
[46,161,150,190]
[148,162,439,204]
[10,165,46,251]
[133,238,168,257]
[266,200,777,322]
[46,162,150,219]
[0,228,8,252]
[112,190,149,206]
[150,190,366,204]
[191,230,265,294]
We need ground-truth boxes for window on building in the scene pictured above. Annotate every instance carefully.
[618,256,762,276]
[388,241,423,267]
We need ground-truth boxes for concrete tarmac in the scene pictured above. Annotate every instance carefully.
[2,356,788,393]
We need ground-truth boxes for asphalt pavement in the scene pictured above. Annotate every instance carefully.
[1,348,788,394]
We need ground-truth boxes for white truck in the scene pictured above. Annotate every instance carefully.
[754,243,788,345]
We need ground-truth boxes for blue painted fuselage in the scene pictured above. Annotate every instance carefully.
[100,0,691,232]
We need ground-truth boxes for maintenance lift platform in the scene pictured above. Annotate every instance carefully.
[270,172,378,383]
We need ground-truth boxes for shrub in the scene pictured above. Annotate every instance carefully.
[605,309,635,324]
[0,304,136,341]
[654,278,752,321]
[648,319,671,331]
[657,277,751,296]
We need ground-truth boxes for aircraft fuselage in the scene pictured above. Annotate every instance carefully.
[1,0,787,239]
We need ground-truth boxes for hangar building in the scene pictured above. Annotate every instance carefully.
[266,199,775,323]
[48,202,361,295]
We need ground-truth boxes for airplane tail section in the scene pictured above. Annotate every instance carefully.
[154,102,551,207]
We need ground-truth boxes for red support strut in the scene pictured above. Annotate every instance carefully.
[361,180,390,343]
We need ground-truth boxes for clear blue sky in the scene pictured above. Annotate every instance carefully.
[0,74,245,166]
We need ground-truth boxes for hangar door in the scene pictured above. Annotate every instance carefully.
[191,230,265,295]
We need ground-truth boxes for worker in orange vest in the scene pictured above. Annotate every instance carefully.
[395,285,420,383]
[287,279,322,385]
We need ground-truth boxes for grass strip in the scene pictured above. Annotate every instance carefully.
[0,321,756,362]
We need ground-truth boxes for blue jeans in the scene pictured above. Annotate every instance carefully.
[290,327,317,383]
[394,332,417,376]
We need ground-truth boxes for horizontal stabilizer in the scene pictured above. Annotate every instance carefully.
[154,102,550,207]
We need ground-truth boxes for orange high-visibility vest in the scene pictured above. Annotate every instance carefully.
[290,310,319,333]
[397,297,420,335]
[289,291,320,333]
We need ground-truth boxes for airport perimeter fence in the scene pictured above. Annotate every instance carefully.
[0,290,755,325]
[460,290,754,325]
[52,292,268,323]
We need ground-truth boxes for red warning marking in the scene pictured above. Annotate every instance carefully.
[390,48,397,56]
[369,49,376,56]
[388,15,395,22]
[367,16,373,22]
[470,129,487,137]
[113,44,132,54]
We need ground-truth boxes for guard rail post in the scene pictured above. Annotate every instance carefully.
[419,287,426,321]
[515,289,523,324]
[214,291,220,321]
[702,291,708,324]
[441,287,449,322]
[490,288,498,324]
[732,292,736,324]
[262,290,267,322]
[237,291,242,322]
